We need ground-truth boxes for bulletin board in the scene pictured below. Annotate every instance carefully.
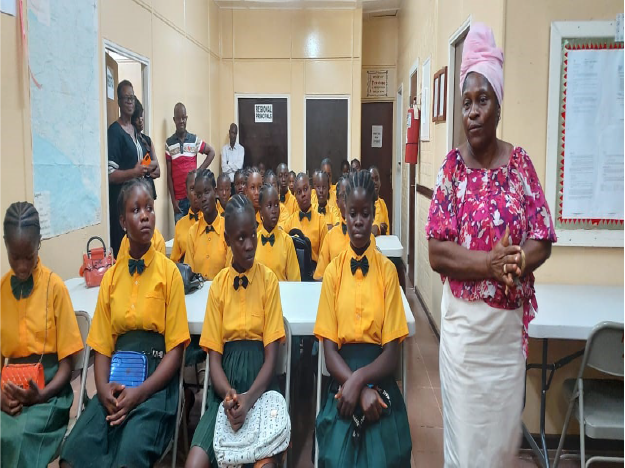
[545,21,624,247]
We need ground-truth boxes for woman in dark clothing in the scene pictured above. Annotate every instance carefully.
[107,80,159,257]
[131,97,160,202]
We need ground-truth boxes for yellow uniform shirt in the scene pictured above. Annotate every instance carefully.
[281,190,298,216]
[312,185,338,210]
[1,261,83,361]
[314,243,408,347]
[118,228,166,260]
[283,207,328,263]
[314,223,377,280]
[257,226,301,281]
[374,198,390,235]
[313,203,341,229]
[217,202,225,216]
[87,245,190,357]
[278,203,290,229]
[200,262,285,354]
[186,214,228,280]
[170,211,203,263]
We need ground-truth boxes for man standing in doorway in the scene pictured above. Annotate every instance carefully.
[166,102,215,223]
[221,123,245,186]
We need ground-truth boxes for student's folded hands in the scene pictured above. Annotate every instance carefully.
[1,388,23,416]
[224,389,250,432]
[106,386,146,426]
[4,379,42,407]
[335,375,361,419]
[359,387,387,423]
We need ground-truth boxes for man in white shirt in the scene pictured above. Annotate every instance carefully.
[221,123,245,184]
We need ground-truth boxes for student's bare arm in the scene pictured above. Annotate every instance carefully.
[323,339,353,385]
[243,341,279,406]
[209,350,231,399]
[348,340,400,386]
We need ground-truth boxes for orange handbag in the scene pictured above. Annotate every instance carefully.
[79,236,114,288]
[1,273,51,391]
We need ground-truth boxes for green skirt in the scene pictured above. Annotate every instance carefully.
[316,343,412,468]
[60,331,179,468]
[191,340,278,467]
[1,354,73,468]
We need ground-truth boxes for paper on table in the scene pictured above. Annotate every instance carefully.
[562,48,624,220]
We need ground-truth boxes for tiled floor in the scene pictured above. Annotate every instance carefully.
[54,282,619,468]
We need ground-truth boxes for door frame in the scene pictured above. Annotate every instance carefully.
[234,93,292,169]
[408,59,419,282]
[102,40,151,248]
[446,16,472,152]
[304,95,351,172]
[394,84,403,246]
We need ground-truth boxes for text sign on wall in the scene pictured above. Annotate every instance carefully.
[254,104,273,123]
[366,70,389,97]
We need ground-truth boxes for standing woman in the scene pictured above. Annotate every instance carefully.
[426,23,556,467]
[107,80,158,257]
[131,97,160,203]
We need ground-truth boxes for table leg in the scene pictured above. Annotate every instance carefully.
[540,338,550,468]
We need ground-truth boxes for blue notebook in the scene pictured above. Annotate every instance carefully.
[109,351,147,388]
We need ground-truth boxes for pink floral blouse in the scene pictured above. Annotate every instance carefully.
[426,147,557,356]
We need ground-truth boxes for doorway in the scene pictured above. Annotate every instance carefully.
[305,97,349,177]
[237,96,289,172]
[361,102,394,231]
[448,18,471,151]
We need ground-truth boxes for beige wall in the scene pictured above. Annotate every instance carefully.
[397,0,624,435]
[218,8,362,173]
[362,16,398,102]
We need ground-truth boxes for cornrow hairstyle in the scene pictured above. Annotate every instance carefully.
[3,201,41,242]
[217,173,231,185]
[313,170,329,186]
[117,80,133,100]
[264,169,276,179]
[245,166,261,185]
[185,169,198,188]
[346,170,376,215]
[335,176,347,199]
[295,172,309,184]
[320,157,332,167]
[258,183,278,205]
[117,178,153,219]
[224,194,255,233]
[234,168,246,182]
[195,168,216,188]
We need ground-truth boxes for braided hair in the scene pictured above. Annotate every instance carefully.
[258,183,278,206]
[234,168,246,182]
[117,178,153,219]
[195,168,216,188]
[335,175,348,200]
[3,201,41,243]
[224,194,255,234]
[245,166,261,185]
[346,170,376,215]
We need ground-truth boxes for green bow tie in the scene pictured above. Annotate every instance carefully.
[350,256,369,276]
[128,258,145,276]
[299,211,311,222]
[11,275,34,300]
[205,225,215,234]
[318,205,326,215]
[189,212,199,221]
[233,275,249,290]
[261,233,275,246]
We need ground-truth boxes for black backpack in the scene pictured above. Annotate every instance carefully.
[289,228,314,282]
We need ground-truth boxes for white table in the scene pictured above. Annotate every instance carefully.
[525,284,624,467]
[375,235,403,257]
[165,239,173,256]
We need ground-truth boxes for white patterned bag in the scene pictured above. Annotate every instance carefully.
[213,390,291,468]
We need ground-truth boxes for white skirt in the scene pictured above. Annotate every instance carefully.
[440,281,525,468]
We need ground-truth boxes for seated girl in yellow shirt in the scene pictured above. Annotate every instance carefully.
[257,184,301,281]
[277,163,298,216]
[1,202,84,468]
[370,166,390,236]
[185,195,286,468]
[216,173,231,216]
[313,170,412,467]
[244,167,263,227]
[263,170,290,228]
[234,169,247,196]
[283,173,328,267]
[288,170,296,194]
[186,169,228,281]
[60,178,190,468]
[312,170,341,231]
[170,169,203,263]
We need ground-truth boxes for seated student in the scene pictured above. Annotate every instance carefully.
[60,179,190,468]
[370,166,390,236]
[1,202,84,468]
[320,158,338,209]
[257,184,301,281]
[277,163,298,215]
[312,170,341,231]
[233,168,247,195]
[351,158,361,172]
[258,161,267,180]
[288,170,296,195]
[283,173,328,267]
[244,167,263,227]
[170,169,202,263]
[340,159,350,178]
[263,170,290,228]
[216,173,231,217]
[185,195,286,468]
[186,169,228,280]
[314,170,412,468]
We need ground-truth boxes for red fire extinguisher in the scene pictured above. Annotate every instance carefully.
[405,107,420,164]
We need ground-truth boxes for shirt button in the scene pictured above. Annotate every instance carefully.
[131,304,135,309]
[135,281,139,285]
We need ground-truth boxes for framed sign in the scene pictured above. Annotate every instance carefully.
[254,104,273,123]
[432,66,448,123]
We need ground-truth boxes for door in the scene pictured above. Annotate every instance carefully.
[361,102,394,230]
[394,87,403,238]
[237,97,288,172]
[305,98,348,177]
[452,35,467,148]
[105,51,119,128]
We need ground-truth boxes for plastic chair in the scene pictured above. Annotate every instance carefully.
[553,321,624,467]
[289,228,314,281]
[65,311,92,436]
[158,349,187,468]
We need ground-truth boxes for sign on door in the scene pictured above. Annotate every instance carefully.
[255,104,273,123]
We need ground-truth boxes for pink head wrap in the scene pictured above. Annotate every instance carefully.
[459,23,504,106]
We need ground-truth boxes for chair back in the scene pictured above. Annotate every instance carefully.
[580,321,624,378]
[289,229,314,281]
[277,318,292,410]
[74,311,91,418]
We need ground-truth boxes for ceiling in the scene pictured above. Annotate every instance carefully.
[214,0,401,16]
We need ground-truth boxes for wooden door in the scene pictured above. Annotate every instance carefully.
[238,98,288,172]
[361,102,394,230]
[105,51,119,128]
[408,163,416,286]
[305,99,348,177]
[452,36,467,148]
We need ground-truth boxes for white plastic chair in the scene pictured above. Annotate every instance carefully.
[553,321,624,467]
[65,310,92,436]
